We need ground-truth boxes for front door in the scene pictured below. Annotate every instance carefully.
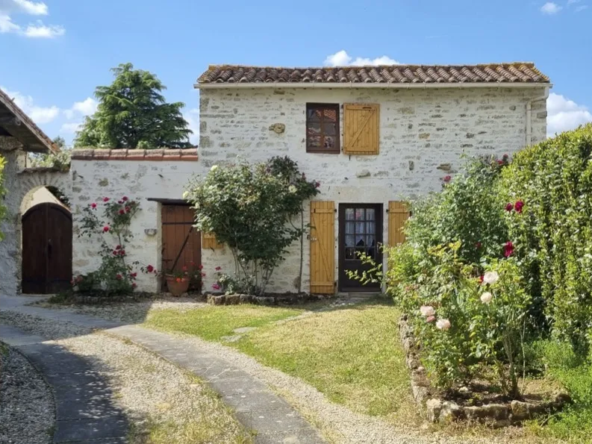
[338,204,383,292]
[22,203,72,294]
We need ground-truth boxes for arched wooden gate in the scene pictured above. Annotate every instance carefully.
[22,203,72,294]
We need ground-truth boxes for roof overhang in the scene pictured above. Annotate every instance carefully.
[0,88,58,153]
[195,81,552,90]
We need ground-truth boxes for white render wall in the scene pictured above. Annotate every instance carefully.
[198,86,548,294]
[70,159,201,293]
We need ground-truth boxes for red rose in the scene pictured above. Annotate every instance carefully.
[215,266,221,271]
[443,175,451,183]
[176,277,182,283]
[315,181,320,188]
[103,197,109,202]
[199,264,204,270]
[120,250,125,256]
[116,245,121,250]
[502,154,509,160]
[112,250,118,256]
[201,272,206,277]
[504,241,514,258]
[498,160,504,165]
[476,242,482,249]
[125,207,130,213]
[515,200,524,213]
[212,283,221,290]
[131,272,137,278]
[146,265,154,273]
[479,275,484,284]
[505,203,514,212]
[118,200,123,205]
[103,226,110,233]
[182,266,188,271]
[90,203,97,209]
[132,283,137,289]
[116,274,122,280]
[118,209,125,215]
[122,196,128,202]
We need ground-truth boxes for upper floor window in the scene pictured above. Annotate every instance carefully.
[306,103,340,154]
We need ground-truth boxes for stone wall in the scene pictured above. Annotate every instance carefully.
[70,149,200,293]
[199,86,548,293]
[0,137,71,295]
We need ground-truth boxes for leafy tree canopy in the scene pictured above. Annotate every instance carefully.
[74,63,192,149]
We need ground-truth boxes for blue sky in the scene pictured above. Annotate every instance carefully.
[0,0,590,145]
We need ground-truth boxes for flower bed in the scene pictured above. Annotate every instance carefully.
[398,316,570,425]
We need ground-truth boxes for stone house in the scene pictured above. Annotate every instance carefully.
[0,62,551,297]
[195,63,549,294]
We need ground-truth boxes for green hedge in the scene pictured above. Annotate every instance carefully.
[501,124,592,353]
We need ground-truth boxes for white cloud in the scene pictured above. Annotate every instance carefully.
[0,0,63,38]
[184,108,199,146]
[60,122,83,134]
[23,22,64,38]
[324,50,400,67]
[1,86,59,124]
[64,97,98,119]
[576,5,589,11]
[547,93,592,137]
[541,2,562,14]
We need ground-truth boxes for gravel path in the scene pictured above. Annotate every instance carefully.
[0,311,251,444]
[0,342,54,444]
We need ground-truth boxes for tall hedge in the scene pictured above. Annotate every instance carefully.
[501,124,592,352]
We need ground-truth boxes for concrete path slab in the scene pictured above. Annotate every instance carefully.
[0,295,325,444]
[0,323,129,443]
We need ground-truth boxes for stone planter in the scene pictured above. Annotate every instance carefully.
[398,316,570,425]
[165,275,190,297]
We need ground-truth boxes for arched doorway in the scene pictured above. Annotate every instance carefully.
[21,203,72,294]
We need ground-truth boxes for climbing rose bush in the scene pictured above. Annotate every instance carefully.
[76,196,141,296]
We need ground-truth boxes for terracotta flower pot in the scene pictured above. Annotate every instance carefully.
[166,275,190,297]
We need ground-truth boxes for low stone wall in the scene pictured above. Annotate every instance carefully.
[206,293,324,306]
[398,316,570,425]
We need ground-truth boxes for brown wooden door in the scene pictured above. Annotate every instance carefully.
[338,204,382,292]
[22,203,72,294]
[161,205,201,291]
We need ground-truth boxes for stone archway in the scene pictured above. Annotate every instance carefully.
[0,148,72,295]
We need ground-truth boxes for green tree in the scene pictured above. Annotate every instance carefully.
[74,63,192,149]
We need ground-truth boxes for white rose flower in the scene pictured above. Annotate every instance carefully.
[483,271,499,285]
[420,305,436,317]
[182,191,189,199]
[288,185,297,193]
[436,319,451,331]
[480,292,493,304]
[210,165,219,172]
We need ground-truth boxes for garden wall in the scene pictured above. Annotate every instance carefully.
[198,86,548,294]
[70,149,199,293]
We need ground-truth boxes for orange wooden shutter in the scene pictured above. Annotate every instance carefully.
[388,201,410,246]
[310,201,335,294]
[202,232,223,250]
[343,103,380,155]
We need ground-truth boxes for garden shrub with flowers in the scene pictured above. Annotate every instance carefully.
[75,195,141,296]
[184,156,320,295]
[381,126,592,428]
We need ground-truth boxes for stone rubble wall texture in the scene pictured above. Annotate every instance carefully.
[199,87,547,294]
[0,137,71,296]
[70,159,199,293]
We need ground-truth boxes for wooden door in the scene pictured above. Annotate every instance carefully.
[310,201,335,294]
[388,201,409,246]
[338,204,383,291]
[22,203,72,294]
[161,205,201,291]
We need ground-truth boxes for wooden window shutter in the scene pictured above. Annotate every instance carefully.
[202,232,223,250]
[310,201,335,294]
[388,201,410,246]
[343,103,380,155]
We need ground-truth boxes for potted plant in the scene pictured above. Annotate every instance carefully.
[165,265,190,296]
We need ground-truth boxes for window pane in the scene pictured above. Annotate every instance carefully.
[345,208,354,220]
[323,122,337,136]
[323,108,337,122]
[345,247,355,260]
[345,222,354,234]
[307,108,321,122]
[355,247,365,258]
[356,222,365,235]
[345,235,354,247]
[355,208,364,220]
[355,235,365,246]
[366,222,375,235]
[323,136,336,149]
[308,136,321,148]
[366,208,375,221]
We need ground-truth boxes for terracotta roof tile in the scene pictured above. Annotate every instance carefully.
[71,148,198,162]
[197,63,549,86]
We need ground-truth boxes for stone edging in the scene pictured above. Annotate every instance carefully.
[206,293,324,306]
[398,315,570,425]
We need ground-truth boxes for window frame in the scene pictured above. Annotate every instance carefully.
[306,103,341,154]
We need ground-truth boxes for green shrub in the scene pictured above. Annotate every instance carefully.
[501,124,592,354]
